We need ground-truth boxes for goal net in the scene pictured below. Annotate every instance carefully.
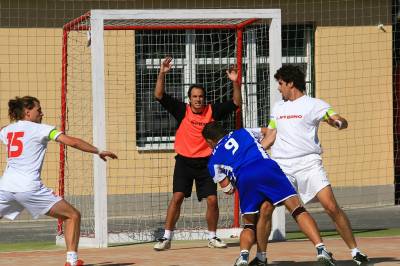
[59,9,283,247]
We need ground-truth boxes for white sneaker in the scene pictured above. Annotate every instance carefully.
[153,237,171,251]
[317,246,336,266]
[234,254,249,266]
[208,237,227,248]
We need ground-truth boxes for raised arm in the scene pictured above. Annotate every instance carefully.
[260,127,277,150]
[154,57,173,100]
[226,65,242,107]
[325,113,348,130]
[56,134,118,161]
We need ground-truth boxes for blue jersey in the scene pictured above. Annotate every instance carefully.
[208,128,270,185]
[208,128,297,213]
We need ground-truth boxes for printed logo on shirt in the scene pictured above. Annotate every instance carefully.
[190,119,208,126]
[277,114,303,120]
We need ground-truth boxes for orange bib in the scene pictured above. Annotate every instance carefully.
[174,104,214,158]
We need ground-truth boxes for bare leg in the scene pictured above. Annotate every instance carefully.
[256,201,274,253]
[47,199,81,252]
[240,214,257,251]
[206,195,219,232]
[284,196,323,246]
[165,192,185,230]
[317,186,357,249]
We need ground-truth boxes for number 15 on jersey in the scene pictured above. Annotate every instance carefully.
[7,132,24,158]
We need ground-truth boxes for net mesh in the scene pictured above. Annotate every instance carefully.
[63,16,272,243]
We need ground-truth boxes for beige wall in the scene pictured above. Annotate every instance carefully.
[315,26,393,186]
[0,28,62,190]
[0,24,394,195]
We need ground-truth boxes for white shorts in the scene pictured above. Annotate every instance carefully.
[274,154,330,204]
[0,185,62,220]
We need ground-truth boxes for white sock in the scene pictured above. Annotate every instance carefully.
[351,247,360,257]
[315,243,325,249]
[208,231,216,239]
[256,251,267,262]
[66,251,78,264]
[163,229,172,240]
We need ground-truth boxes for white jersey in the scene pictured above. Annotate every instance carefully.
[269,95,332,159]
[0,121,61,192]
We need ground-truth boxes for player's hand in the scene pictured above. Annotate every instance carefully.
[98,151,118,161]
[160,57,173,74]
[225,187,235,195]
[226,65,239,82]
[222,182,235,195]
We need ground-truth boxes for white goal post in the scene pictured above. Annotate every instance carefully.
[58,9,284,248]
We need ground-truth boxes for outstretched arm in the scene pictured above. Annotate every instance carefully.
[56,134,118,161]
[226,65,242,107]
[154,57,173,100]
[325,114,348,130]
[260,127,277,150]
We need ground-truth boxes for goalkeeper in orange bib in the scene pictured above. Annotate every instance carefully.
[153,56,242,250]
[0,96,117,266]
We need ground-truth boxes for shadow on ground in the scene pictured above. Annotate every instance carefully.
[85,263,135,266]
[271,257,400,265]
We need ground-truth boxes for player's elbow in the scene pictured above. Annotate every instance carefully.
[154,91,163,100]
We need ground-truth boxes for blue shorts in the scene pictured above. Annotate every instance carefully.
[236,159,297,214]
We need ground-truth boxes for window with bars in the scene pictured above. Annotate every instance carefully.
[135,24,314,150]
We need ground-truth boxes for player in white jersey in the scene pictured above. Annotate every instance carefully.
[0,96,117,266]
[263,65,368,266]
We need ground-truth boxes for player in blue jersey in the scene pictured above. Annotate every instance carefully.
[202,122,336,266]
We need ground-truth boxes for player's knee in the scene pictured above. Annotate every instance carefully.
[171,193,185,206]
[291,205,307,220]
[71,209,81,222]
[323,202,341,217]
[206,195,218,208]
[259,201,274,219]
[243,223,256,233]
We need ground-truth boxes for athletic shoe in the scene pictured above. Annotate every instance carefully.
[353,252,369,265]
[316,246,336,266]
[153,237,171,251]
[208,237,227,248]
[234,253,249,266]
[249,257,268,266]
[64,259,84,266]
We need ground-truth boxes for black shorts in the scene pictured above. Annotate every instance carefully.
[173,154,217,201]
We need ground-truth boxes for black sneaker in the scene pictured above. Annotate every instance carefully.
[249,257,268,266]
[353,252,369,265]
[316,246,336,266]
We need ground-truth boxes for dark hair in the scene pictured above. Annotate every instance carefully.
[202,121,226,142]
[187,84,206,98]
[8,96,40,122]
[274,65,306,92]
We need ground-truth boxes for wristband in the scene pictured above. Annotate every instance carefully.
[222,182,233,193]
[334,120,343,129]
